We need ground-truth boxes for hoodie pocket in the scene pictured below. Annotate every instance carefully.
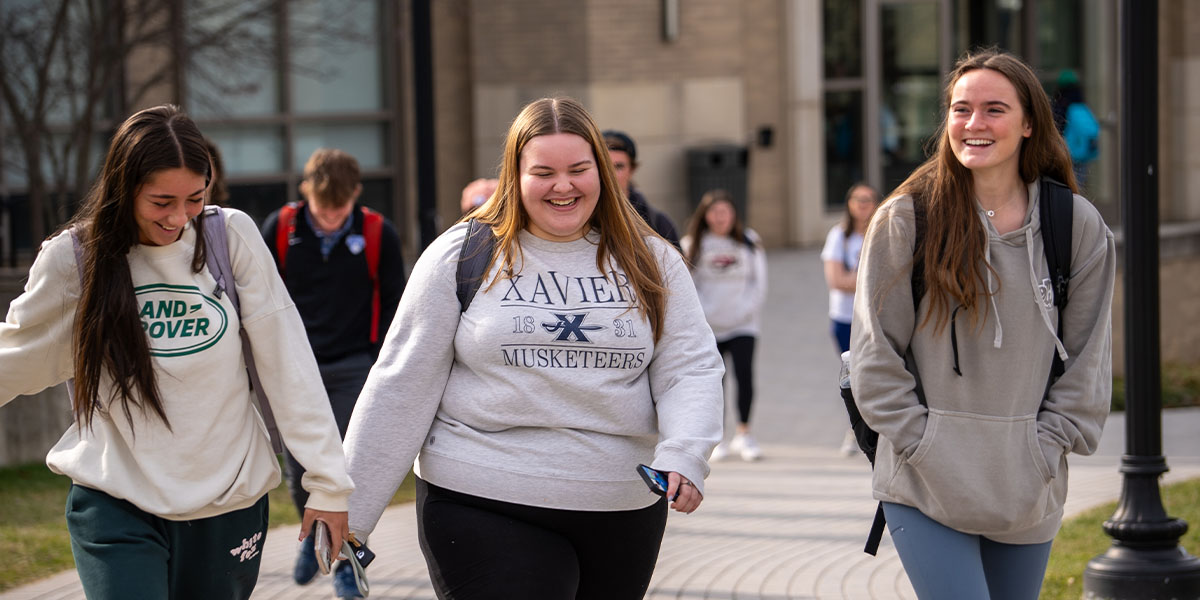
[901,409,1053,533]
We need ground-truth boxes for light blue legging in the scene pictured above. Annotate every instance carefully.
[882,502,1053,599]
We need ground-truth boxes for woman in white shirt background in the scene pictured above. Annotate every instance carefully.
[821,182,880,456]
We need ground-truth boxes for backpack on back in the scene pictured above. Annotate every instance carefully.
[839,177,1074,555]
[456,218,497,312]
[274,202,386,343]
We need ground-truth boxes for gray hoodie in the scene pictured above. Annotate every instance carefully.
[344,222,725,539]
[850,180,1115,544]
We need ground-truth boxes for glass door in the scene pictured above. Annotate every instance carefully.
[875,0,945,195]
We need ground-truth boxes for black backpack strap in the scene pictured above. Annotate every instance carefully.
[865,502,887,556]
[1039,177,1074,378]
[456,218,497,312]
[910,195,927,313]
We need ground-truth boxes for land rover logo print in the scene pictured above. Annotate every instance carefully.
[135,283,228,356]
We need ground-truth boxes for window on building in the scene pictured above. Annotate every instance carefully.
[822,0,864,209]
[880,1,941,193]
[184,0,395,223]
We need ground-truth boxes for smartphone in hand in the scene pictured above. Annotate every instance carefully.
[313,521,333,575]
[636,464,678,501]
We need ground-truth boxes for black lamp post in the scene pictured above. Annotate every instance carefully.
[1082,1,1200,596]
[412,0,438,250]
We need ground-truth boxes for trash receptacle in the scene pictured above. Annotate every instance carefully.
[686,144,748,218]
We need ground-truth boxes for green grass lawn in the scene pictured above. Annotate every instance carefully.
[1111,362,1200,411]
[1041,476,1200,600]
[0,461,415,592]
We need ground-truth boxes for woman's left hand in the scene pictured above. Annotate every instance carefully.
[665,471,703,514]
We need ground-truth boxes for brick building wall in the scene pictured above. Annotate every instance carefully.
[740,0,789,244]
[1162,0,1200,222]
[458,0,793,245]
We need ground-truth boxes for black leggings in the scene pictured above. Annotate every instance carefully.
[716,335,756,425]
[415,478,667,600]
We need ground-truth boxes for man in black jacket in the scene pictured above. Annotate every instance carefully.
[260,148,405,598]
[603,130,681,249]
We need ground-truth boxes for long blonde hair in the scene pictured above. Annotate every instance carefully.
[467,97,669,341]
[891,48,1077,333]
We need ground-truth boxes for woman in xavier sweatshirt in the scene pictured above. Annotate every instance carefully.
[851,49,1114,598]
[343,97,724,599]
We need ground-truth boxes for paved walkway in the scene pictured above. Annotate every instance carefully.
[5,247,1200,599]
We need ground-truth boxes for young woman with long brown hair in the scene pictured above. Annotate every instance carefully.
[682,189,768,461]
[850,49,1115,598]
[0,105,352,599]
[342,97,724,599]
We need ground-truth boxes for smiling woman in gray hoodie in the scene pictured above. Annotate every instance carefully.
[850,49,1115,599]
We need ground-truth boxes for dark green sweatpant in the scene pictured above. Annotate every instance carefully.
[65,484,269,600]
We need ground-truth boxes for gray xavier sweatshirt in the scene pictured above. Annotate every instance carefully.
[850,179,1115,544]
[344,222,725,539]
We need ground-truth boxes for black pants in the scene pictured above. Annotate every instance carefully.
[66,485,269,600]
[415,478,667,600]
[284,351,372,515]
[716,335,756,425]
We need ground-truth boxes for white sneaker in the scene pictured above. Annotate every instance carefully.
[729,433,762,461]
[840,429,860,457]
[710,441,730,461]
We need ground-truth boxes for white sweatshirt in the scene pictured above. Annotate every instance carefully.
[344,223,725,539]
[0,209,353,520]
[680,230,768,342]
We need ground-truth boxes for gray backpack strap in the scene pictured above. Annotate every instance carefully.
[201,207,283,453]
[202,206,238,308]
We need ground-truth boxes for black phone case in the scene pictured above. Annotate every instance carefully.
[636,464,677,501]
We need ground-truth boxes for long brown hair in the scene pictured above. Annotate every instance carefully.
[64,104,212,431]
[891,48,1077,333]
[682,188,756,267]
[466,97,669,341]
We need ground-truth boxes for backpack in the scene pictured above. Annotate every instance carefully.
[839,177,1074,555]
[69,206,284,452]
[274,202,386,344]
[1064,102,1100,164]
[456,218,497,312]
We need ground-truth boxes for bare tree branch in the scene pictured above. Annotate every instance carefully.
[2,0,374,245]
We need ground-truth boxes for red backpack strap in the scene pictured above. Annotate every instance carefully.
[361,206,384,344]
[275,202,302,273]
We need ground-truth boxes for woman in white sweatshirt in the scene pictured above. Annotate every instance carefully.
[343,97,724,599]
[681,189,768,461]
[851,49,1114,598]
[0,105,352,599]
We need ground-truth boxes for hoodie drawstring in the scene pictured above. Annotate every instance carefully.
[950,305,963,376]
